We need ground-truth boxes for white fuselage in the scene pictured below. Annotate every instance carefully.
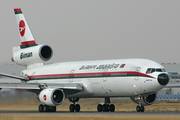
[22,58,166,98]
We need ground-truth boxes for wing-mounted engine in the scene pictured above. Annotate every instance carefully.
[12,44,53,66]
[38,88,65,106]
[130,93,157,106]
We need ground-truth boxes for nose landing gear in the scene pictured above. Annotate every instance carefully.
[136,105,144,112]
[136,96,145,112]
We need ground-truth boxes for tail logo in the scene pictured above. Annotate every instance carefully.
[19,20,26,37]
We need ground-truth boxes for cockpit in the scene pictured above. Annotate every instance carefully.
[146,68,166,74]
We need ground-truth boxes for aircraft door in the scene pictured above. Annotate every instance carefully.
[69,70,75,82]
[100,69,111,94]
[134,67,141,80]
[103,68,108,82]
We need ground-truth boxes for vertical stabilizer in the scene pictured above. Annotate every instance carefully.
[12,8,53,69]
[14,8,37,49]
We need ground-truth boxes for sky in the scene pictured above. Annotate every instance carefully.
[0,0,180,64]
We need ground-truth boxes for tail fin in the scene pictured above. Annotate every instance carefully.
[13,8,53,68]
[14,8,37,49]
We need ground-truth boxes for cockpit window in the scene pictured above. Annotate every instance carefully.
[146,68,166,74]
[146,68,151,74]
[156,69,162,72]
[151,68,155,73]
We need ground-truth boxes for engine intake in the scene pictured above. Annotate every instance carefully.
[39,45,52,61]
[12,44,53,66]
[39,88,65,106]
[130,93,157,106]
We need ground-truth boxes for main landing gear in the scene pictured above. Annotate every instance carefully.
[69,98,80,112]
[38,104,56,112]
[97,97,115,112]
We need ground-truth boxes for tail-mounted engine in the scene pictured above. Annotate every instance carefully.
[12,44,53,66]
[130,93,157,106]
[38,88,65,106]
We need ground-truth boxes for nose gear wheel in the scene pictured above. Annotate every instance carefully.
[136,105,144,112]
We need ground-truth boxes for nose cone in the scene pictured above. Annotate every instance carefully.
[157,73,169,85]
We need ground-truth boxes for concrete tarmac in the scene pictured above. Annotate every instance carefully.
[0,111,180,116]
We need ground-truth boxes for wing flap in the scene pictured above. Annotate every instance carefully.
[45,83,83,91]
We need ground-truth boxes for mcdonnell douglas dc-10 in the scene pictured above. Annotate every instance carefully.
[0,8,169,112]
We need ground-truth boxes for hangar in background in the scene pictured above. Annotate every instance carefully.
[158,63,180,99]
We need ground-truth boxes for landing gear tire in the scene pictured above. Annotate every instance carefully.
[43,105,50,112]
[69,104,80,112]
[97,104,102,112]
[136,106,140,112]
[98,104,115,112]
[38,104,56,112]
[69,104,75,112]
[51,106,56,112]
[136,105,144,112]
[39,104,44,112]
[75,104,80,112]
[102,104,109,112]
[109,104,115,112]
[140,106,144,112]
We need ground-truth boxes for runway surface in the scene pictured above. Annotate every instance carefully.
[0,111,180,116]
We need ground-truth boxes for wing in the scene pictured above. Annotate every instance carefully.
[0,72,29,81]
[0,73,83,95]
[0,83,83,95]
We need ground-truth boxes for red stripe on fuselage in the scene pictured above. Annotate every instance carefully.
[27,71,155,79]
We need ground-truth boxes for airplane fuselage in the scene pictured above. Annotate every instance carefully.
[22,58,166,98]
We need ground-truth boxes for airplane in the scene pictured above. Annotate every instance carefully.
[0,8,169,113]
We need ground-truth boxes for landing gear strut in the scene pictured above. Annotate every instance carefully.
[69,98,80,112]
[135,95,145,112]
[38,104,56,112]
[97,97,115,112]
